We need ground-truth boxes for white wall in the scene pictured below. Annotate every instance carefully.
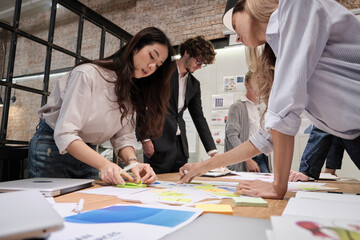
[190,45,248,162]
[189,42,359,180]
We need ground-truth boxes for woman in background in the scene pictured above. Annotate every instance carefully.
[178,0,360,199]
[29,27,176,185]
[225,71,270,173]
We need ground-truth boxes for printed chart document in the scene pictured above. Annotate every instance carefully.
[49,204,203,240]
[271,215,360,240]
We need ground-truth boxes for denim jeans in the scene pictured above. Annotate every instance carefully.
[299,126,360,179]
[28,120,99,179]
[252,153,270,173]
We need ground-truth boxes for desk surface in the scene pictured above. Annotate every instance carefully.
[54,173,360,219]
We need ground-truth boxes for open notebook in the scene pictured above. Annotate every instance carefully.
[0,190,63,239]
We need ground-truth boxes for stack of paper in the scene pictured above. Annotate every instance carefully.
[232,196,268,207]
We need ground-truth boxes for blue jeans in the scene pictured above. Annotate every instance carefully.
[252,154,270,173]
[28,120,99,179]
[299,126,360,179]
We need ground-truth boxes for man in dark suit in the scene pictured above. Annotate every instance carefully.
[141,36,218,174]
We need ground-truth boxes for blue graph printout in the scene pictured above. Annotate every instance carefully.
[65,205,196,227]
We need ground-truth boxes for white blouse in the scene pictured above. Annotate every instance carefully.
[38,63,136,155]
[250,0,360,154]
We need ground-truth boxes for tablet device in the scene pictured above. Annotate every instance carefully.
[0,177,95,197]
[0,190,63,239]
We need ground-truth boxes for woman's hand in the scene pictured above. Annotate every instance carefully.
[142,141,155,158]
[177,162,207,184]
[130,162,157,184]
[99,161,131,185]
[288,170,310,182]
[245,159,260,172]
[235,180,285,199]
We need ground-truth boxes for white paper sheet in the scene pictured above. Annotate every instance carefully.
[282,197,360,221]
[79,186,148,196]
[296,191,360,203]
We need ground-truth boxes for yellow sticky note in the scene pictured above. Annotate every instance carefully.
[157,191,188,197]
[195,204,233,215]
[202,188,228,193]
[213,192,240,197]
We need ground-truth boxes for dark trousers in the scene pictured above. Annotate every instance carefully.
[28,120,99,179]
[299,126,360,179]
[144,136,187,174]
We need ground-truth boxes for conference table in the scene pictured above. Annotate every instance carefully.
[54,173,360,219]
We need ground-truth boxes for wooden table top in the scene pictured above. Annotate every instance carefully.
[54,173,360,219]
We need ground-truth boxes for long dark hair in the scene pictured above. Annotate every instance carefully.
[78,27,176,140]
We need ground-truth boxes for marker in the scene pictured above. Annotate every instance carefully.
[73,198,84,214]
[119,162,138,175]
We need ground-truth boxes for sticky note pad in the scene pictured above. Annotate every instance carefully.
[195,204,233,215]
[117,182,147,188]
[232,196,268,207]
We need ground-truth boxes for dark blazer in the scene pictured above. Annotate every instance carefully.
[152,70,216,158]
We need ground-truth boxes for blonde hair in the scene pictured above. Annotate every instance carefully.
[234,0,278,119]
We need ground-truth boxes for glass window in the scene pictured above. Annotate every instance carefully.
[51,48,75,72]
[53,5,78,53]
[6,88,42,142]
[0,28,11,81]
[104,32,121,58]
[13,36,47,90]
[0,0,15,24]
[82,20,101,60]
[18,0,51,41]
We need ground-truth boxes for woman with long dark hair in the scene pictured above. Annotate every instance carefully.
[29,27,176,185]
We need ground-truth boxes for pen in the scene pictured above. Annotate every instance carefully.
[327,191,360,195]
[119,162,138,175]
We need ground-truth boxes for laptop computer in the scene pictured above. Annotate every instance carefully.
[161,213,271,240]
[0,177,95,197]
[0,190,63,240]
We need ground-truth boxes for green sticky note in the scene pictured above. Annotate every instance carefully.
[117,182,147,188]
[232,196,268,207]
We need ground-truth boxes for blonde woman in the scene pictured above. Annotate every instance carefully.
[178,0,360,199]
